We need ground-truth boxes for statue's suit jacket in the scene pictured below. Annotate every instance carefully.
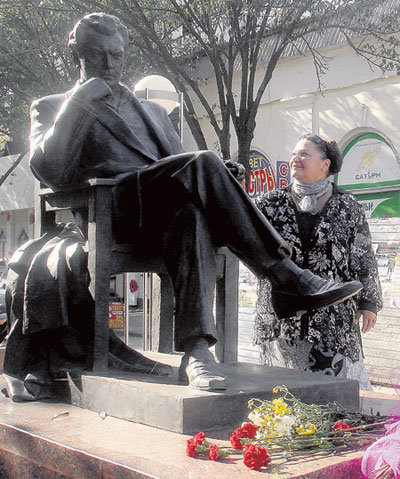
[29,83,184,189]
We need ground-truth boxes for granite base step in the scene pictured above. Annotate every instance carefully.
[59,352,359,434]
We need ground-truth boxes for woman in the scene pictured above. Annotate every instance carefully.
[254,134,382,390]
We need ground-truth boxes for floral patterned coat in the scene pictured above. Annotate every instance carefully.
[254,183,382,362]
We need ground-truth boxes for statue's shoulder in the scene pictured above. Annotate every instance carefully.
[31,92,66,112]
[29,92,71,127]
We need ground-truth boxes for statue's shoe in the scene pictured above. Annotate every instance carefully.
[179,347,227,391]
[108,351,173,377]
[271,270,363,319]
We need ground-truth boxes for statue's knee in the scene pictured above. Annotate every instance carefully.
[195,150,225,171]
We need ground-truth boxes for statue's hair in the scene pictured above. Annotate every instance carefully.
[300,133,343,175]
[68,12,128,62]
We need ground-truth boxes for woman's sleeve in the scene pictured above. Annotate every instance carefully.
[349,202,383,312]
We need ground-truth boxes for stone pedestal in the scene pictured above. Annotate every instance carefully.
[61,352,359,434]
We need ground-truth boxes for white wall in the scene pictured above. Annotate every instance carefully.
[187,41,400,168]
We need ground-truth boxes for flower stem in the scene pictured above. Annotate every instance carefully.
[372,465,393,479]
[371,464,389,474]
[343,420,391,432]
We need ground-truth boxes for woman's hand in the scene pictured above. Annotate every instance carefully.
[356,310,377,333]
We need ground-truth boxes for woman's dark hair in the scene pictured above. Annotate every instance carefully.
[300,133,343,175]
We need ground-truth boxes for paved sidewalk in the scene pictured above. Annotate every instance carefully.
[0,375,367,479]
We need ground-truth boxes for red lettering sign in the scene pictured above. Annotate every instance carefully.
[276,161,291,189]
[247,151,276,199]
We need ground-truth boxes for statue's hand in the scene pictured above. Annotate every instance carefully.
[72,77,112,103]
[223,160,246,182]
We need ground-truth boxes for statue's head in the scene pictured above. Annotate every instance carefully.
[68,13,128,88]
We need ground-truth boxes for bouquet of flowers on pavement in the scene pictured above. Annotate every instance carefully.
[187,385,393,471]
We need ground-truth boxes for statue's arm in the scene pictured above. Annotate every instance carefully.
[29,95,97,188]
[160,106,185,155]
[30,78,111,188]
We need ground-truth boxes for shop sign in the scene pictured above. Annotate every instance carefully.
[357,191,399,219]
[247,150,276,198]
[109,301,124,329]
[337,133,400,190]
[276,161,291,189]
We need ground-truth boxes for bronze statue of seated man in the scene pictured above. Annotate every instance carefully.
[4,12,362,399]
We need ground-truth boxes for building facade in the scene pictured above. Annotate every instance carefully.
[183,38,400,384]
[0,154,35,262]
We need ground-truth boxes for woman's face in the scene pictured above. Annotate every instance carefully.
[289,139,331,184]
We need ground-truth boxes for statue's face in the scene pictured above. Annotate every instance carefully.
[78,29,125,88]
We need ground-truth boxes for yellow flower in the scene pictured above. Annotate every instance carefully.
[278,405,291,416]
[307,424,317,434]
[296,423,317,435]
[272,398,291,416]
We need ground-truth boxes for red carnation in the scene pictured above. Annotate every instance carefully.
[230,423,258,449]
[186,432,208,457]
[239,423,258,439]
[195,432,206,444]
[243,443,270,470]
[334,421,352,430]
[186,438,199,457]
[230,431,243,450]
[209,444,221,461]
